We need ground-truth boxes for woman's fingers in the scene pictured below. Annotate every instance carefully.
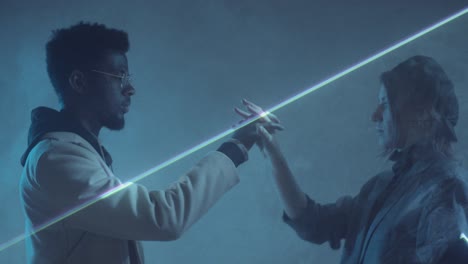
[268,113,281,124]
[234,99,283,136]
[257,124,273,143]
[234,107,252,118]
[264,122,285,132]
[242,99,263,113]
[242,99,281,124]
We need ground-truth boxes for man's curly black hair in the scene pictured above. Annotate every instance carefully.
[46,22,129,106]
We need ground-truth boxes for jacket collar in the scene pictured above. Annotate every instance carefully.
[389,142,444,179]
[21,107,113,167]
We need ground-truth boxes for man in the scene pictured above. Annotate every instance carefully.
[19,22,280,264]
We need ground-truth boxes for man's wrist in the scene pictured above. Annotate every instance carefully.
[227,138,249,160]
[217,139,249,167]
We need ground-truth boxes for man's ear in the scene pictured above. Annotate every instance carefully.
[69,70,87,94]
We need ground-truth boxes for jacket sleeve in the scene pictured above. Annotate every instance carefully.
[282,174,385,249]
[32,139,240,241]
[282,194,354,249]
[414,177,468,263]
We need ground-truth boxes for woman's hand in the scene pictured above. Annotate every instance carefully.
[233,99,284,158]
[234,99,307,219]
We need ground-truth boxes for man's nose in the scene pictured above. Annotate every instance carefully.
[124,84,136,96]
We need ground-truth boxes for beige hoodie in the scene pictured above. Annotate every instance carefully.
[20,132,240,264]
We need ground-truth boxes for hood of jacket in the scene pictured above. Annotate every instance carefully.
[20,107,112,167]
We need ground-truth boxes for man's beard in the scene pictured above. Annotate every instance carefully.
[103,114,125,131]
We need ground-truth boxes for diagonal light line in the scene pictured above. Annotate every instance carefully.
[0,181,133,252]
[266,7,468,114]
[1,7,467,254]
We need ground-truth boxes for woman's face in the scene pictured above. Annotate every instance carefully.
[372,85,395,149]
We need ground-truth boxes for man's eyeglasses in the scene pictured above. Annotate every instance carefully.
[91,69,132,89]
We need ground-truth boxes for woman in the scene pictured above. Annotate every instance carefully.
[236,56,468,263]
